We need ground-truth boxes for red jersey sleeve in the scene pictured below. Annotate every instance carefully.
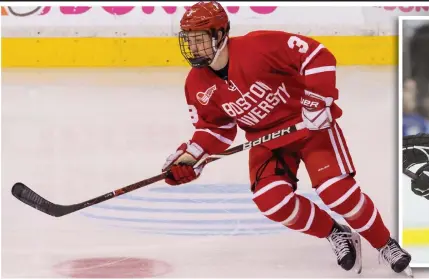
[258,31,339,101]
[184,81,237,155]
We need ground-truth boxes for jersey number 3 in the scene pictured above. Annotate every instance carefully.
[288,36,309,54]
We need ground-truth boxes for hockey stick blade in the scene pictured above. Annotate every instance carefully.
[12,123,303,217]
[12,182,78,217]
[11,172,168,217]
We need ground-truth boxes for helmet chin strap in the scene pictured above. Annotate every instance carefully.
[209,36,228,67]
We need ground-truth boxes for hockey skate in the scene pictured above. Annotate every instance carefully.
[378,238,413,278]
[327,221,362,274]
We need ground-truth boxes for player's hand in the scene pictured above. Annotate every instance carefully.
[301,92,334,130]
[162,141,208,186]
[411,162,429,200]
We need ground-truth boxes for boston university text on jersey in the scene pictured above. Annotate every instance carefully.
[220,80,289,126]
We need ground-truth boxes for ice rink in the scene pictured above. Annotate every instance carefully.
[401,174,429,268]
[2,66,429,278]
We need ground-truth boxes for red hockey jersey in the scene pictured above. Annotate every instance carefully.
[184,30,343,155]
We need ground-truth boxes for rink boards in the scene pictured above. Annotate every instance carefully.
[1,36,397,67]
[401,175,429,248]
[2,5,429,67]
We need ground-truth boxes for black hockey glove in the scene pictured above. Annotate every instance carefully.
[403,133,429,199]
[403,133,429,170]
[411,162,429,199]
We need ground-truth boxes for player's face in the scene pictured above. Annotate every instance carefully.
[186,31,215,59]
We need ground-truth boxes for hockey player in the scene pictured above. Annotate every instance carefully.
[162,1,412,275]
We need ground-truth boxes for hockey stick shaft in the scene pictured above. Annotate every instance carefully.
[12,123,303,217]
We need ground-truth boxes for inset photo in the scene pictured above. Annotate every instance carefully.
[401,16,429,268]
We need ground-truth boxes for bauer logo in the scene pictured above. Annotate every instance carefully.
[196,84,216,105]
[79,183,345,236]
[243,127,294,150]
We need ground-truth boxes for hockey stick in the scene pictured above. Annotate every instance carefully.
[11,123,304,217]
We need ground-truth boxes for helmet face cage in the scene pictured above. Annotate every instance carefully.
[179,26,229,68]
[179,30,216,68]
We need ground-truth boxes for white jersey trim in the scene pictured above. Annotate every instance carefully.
[305,66,336,76]
[300,43,325,75]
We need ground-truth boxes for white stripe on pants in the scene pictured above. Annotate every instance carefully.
[327,124,354,174]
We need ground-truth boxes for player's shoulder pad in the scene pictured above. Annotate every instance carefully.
[184,68,210,105]
[184,67,204,90]
[234,30,289,53]
[241,30,290,43]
